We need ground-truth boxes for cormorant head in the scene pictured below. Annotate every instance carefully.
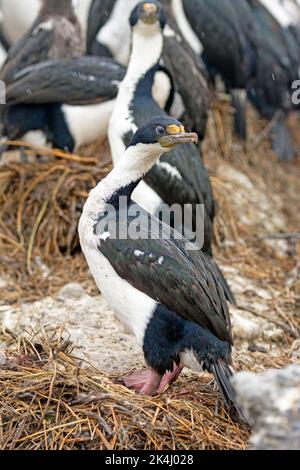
[129,116,198,151]
[129,1,166,30]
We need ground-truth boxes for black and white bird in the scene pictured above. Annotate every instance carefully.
[171,0,257,140]
[246,0,300,161]
[79,115,245,422]
[109,1,235,303]
[0,56,126,151]
[0,0,84,82]
[0,53,174,152]
[87,0,209,137]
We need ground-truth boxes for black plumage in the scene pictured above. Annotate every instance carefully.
[4,56,125,106]
[0,56,125,151]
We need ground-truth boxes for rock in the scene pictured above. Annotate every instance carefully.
[0,285,144,373]
[230,307,260,341]
[232,366,300,450]
[57,283,86,302]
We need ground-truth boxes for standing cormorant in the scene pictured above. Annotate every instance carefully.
[108,1,235,304]
[171,0,258,140]
[87,0,210,139]
[79,115,245,422]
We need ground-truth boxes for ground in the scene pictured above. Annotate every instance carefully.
[0,99,299,449]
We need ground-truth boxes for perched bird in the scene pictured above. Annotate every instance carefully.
[0,55,173,152]
[246,0,300,160]
[109,1,235,303]
[79,115,245,422]
[0,57,126,151]
[172,0,257,140]
[87,0,209,137]
[0,0,84,82]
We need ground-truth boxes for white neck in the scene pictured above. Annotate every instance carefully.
[82,143,164,217]
[118,21,163,100]
[97,0,140,65]
[108,20,164,165]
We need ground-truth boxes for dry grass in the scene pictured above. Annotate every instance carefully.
[0,328,250,450]
[0,98,299,450]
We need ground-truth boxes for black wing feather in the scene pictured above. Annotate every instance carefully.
[98,208,232,344]
[5,56,126,105]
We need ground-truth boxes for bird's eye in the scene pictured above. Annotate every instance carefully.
[156,125,165,137]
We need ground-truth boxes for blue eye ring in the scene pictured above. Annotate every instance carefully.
[156,125,165,137]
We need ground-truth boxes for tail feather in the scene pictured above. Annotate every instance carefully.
[231,89,247,140]
[210,361,249,425]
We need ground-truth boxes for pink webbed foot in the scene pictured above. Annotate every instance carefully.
[123,369,162,396]
[156,364,183,394]
[123,363,183,396]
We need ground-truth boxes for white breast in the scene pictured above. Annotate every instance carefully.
[78,215,156,344]
[62,99,116,150]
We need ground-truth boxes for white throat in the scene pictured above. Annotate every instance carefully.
[81,142,164,218]
[109,21,163,165]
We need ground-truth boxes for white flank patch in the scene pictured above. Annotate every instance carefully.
[170,92,186,120]
[259,0,298,27]
[180,349,203,372]
[1,0,39,44]
[157,161,182,180]
[172,0,203,54]
[33,19,54,36]
[157,256,164,265]
[96,0,140,66]
[134,250,145,258]
[152,70,172,110]
[132,180,165,216]
[62,99,116,150]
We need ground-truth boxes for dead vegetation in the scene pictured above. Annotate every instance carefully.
[0,98,299,450]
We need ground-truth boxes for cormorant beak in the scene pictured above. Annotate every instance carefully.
[159,131,198,149]
[141,2,159,24]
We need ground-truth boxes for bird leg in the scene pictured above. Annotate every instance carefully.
[123,363,183,396]
[123,369,162,395]
[156,364,183,394]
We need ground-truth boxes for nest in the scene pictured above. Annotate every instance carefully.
[0,97,299,450]
[0,328,250,450]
